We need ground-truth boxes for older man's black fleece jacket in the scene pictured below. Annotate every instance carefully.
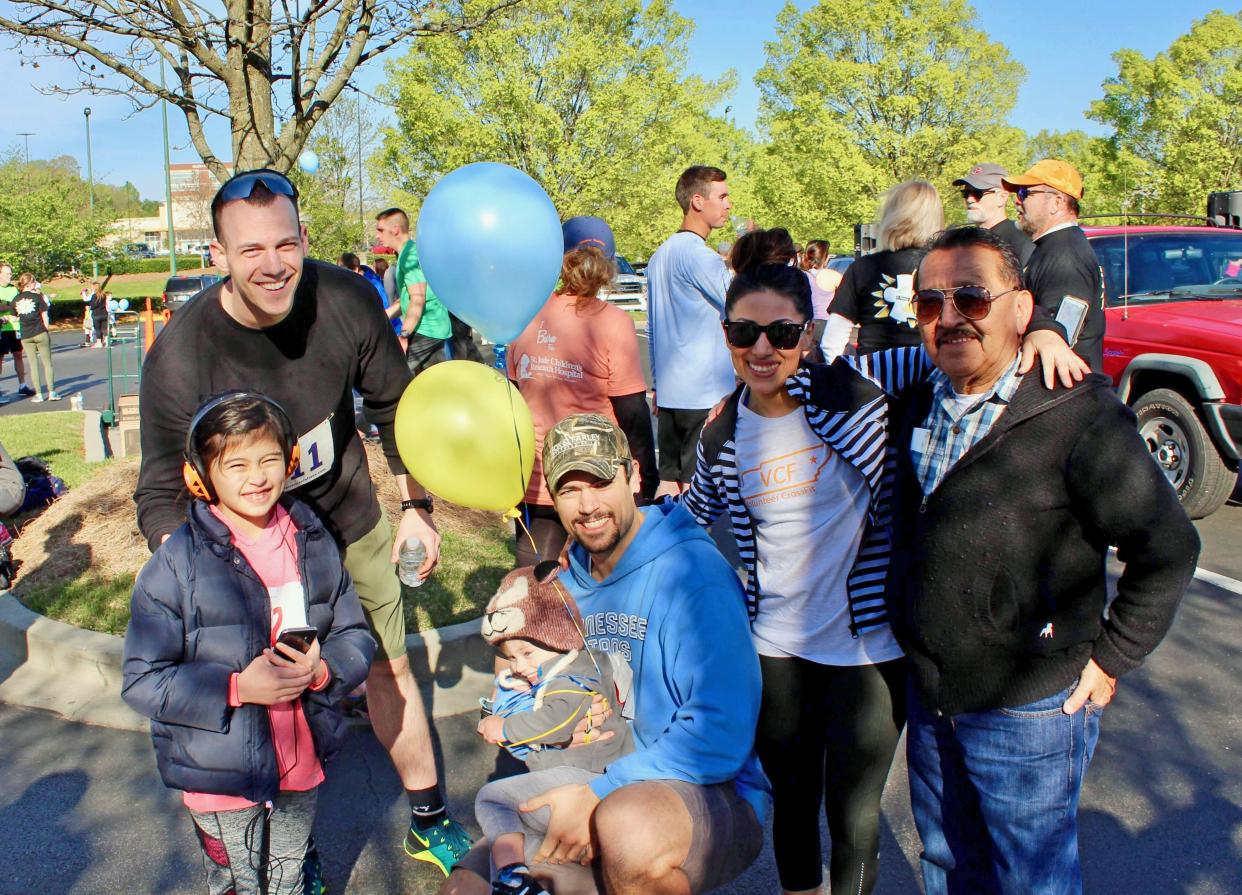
[885,372,1200,715]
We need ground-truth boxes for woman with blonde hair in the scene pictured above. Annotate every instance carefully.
[821,179,943,358]
[505,227,657,566]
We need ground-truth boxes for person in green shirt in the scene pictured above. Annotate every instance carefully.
[0,263,35,400]
[374,208,452,376]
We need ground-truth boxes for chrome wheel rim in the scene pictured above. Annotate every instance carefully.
[1140,415,1189,490]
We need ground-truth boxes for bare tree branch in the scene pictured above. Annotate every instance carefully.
[1,0,527,170]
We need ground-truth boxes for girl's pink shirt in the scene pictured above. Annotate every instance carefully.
[183,505,325,812]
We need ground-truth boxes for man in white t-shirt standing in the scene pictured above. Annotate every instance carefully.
[646,166,735,498]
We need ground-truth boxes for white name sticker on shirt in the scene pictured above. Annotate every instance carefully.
[269,582,308,637]
[911,427,931,453]
[286,415,334,490]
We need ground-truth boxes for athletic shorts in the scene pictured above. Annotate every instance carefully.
[405,333,446,377]
[452,778,762,893]
[656,407,710,483]
[0,331,21,356]
[341,515,407,661]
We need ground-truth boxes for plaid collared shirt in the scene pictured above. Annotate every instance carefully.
[912,355,1024,495]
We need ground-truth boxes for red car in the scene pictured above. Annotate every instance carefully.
[1087,225,1242,518]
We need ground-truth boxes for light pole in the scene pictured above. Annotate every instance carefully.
[84,107,97,278]
[161,60,177,274]
[16,133,34,164]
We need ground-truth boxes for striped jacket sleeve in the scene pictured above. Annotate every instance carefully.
[848,346,934,395]
[681,438,726,527]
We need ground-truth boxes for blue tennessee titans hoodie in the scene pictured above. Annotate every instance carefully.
[564,500,771,822]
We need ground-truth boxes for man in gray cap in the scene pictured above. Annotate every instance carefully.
[953,163,1034,266]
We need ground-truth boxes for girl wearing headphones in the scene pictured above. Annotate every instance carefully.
[123,392,376,895]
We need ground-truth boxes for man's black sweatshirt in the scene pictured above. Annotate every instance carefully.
[135,261,412,550]
[885,372,1200,715]
[1023,224,1105,372]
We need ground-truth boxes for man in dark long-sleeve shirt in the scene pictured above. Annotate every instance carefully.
[1005,159,1106,372]
[953,162,1034,267]
[134,168,474,876]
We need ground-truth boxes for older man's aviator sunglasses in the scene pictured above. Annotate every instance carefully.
[911,286,1019,326]
[722,319,809,349]
[217,171,299,203]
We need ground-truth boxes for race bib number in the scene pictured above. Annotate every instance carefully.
[286,415,334,490]
[269,582,308,638]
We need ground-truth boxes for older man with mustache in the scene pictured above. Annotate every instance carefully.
[883,226,1200,895]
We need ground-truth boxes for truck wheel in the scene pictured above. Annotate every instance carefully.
[1133,388,1237,519]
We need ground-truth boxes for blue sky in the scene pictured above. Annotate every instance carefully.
[1,0,1230,199]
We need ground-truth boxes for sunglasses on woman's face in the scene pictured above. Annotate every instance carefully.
[911,285,1020,325]
[722,319,809,349]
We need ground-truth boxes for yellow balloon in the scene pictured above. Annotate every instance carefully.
[394,361,535,512]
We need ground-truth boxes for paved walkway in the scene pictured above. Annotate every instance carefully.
[1,572,1239,894]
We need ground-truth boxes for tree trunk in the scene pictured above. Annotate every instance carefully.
[227,0,279,172]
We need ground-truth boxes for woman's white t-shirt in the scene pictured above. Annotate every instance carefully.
[734,398,905,666]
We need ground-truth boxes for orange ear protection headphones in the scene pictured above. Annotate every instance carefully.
[182,391,301,502]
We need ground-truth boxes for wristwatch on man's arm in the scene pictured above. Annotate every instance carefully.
[401,497,434,513]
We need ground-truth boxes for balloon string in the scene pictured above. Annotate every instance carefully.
[503,374,537,555]
[514,513,539,565]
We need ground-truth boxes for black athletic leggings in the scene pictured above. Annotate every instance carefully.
[513,502,568,569]
[756,655,908,894]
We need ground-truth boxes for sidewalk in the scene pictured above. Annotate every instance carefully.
[1,576,1240,893]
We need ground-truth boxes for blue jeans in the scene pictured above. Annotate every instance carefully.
[906,681,1102,895]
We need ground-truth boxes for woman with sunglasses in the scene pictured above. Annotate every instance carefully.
[682,260,1083,895]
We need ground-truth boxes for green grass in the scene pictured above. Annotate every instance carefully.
[405,525,516,631]
[21,574,133,635]
[0,411,107,488]
[5,411,512,633]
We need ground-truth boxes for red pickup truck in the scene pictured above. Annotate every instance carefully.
[1088,225,1242,518]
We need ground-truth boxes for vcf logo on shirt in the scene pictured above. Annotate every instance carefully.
[739,445,830,505]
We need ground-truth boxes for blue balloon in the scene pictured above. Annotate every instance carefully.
[298,151,319,174]
[416,162,563,344]
[118,299,129,312]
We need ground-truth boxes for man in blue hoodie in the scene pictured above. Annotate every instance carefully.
[443,413,769,895]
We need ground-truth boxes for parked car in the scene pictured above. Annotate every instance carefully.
[124,242,157,259]
[598,254,648,311]
[1087,224,1242,518]
[162,274,223,314]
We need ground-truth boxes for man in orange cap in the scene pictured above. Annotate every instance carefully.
[1004,160,1105,371]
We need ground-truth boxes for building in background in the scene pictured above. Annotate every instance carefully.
[105,162,234,254]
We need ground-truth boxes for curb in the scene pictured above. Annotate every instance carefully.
[0,593,493,732]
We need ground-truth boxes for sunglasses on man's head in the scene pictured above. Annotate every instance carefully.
[960,187,995,201]
[217,170,299,204]
[911,286,1019,326]
[722,319,809,349]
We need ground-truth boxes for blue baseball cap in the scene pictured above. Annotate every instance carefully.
[562,216,615,260]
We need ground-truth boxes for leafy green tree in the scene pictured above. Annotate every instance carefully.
[376,0,754,257]
[1024,130,1148,222]
[289,97,381,263]
[754,0,1025,248]
[0,150,114,275]
[1089,10,1242,219]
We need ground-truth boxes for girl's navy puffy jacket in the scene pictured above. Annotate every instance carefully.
[122,497,377,803]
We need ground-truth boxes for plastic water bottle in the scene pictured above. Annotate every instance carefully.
[398,536,426,588]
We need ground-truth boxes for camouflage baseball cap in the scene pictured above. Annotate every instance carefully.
[542,413,632,493]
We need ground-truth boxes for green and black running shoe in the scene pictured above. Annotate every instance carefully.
[403,815,474,876]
